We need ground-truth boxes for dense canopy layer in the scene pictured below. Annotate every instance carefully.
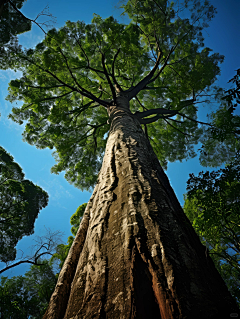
[7,0,225,190]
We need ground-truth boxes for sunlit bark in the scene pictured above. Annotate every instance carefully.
[43,93,239,319]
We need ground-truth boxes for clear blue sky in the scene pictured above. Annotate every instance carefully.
[0,0,239,277]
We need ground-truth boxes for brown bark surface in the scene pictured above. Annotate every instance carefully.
[43,93,239,319]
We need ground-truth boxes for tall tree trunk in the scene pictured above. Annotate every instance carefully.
[43,93,239,319]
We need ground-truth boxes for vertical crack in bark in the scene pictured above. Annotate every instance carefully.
[99,256,109,319]
[130,241,163,319]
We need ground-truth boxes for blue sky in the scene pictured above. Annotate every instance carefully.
[0,0,239,277]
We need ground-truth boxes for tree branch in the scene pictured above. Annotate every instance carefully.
[112,48,122,92]
[6,6,111,109]
[142,86,169,90]
[101,53,116,103]
[164,118,192,138]
[135,95,148,111]
[0,260,46,275]
[134,108,178,119]
[167,55,190,66]
[125,48,162,100]
[137,114,162,124]
[57,47,106,104]
[27,84,65,90]
[152,0,167,17]
[19,55,110,108]
[0,251,54,275]
[74,35,107,80]
[39,90,74,103]
[135,23,155,56]
[178,112,214,127]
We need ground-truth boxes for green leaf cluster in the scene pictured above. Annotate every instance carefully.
[0,0,31,70]
[0,260,57,318]
[184,155,240,306]
[0,0,31,45]
[6,0,224,189]
[0,146,49,263]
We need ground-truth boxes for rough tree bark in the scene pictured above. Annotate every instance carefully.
[43,92,239,319]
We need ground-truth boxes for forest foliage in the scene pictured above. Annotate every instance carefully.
[184,69,240,306]
[0,260,57,318]
[0,146,49,263]
[184,155,240,305]
[0,204,86,318]
[0,0,239,312]
[6,0,237,192]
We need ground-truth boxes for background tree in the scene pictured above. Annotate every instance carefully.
[198,68,240,166]
[184,155,240,307]
[5,0,239,317]
[0,0,31,70]
[0,0,31,44]
[0,146,49,263]
[0,259,57,319]
[184,69,240,306]
[0,0,55,70]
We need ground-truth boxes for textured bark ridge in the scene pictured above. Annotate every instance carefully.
[43,94,239,319]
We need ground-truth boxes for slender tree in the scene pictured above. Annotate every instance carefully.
[6,0,239,317]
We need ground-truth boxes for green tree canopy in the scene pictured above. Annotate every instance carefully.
[184,154,240,306]
[0,146,49,263]
[0,259,57,318]
[6,0,227,190]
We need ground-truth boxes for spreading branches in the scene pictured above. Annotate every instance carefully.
[74,35,107,80]
[126,48,162,100]
[7,0,56,33]
[147,45,177,86]
[57,47,111,107]
[133,102,216,130]
[6,3,111,108]
[19,54,110,108]
[0,228,63,275]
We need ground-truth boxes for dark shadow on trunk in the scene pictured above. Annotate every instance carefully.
[131,243,162,319]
